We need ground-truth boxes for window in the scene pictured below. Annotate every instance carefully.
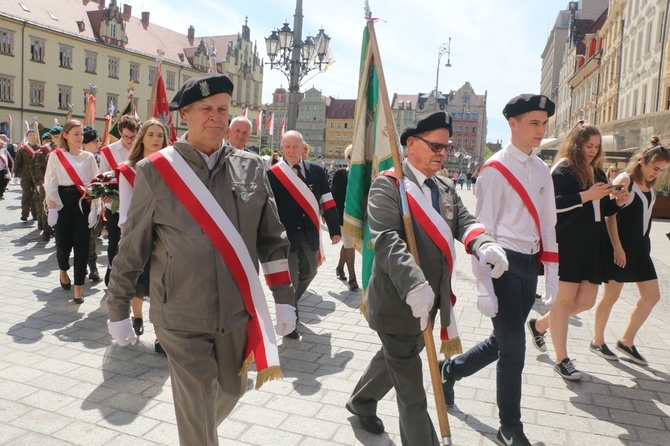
[108,57,119,78]
[110,21,117,39]
[59,45,73,69]
[0,29,14,55]
[0,75,14,102]
[58,86,71,110]
[106,94,118,113]
[29,81,44,105]
[149,68,155,86]
[344,123,348,129]
[465,124,470,133]
[85,51,97,73]
[473,111,478,120]
[30,37,45,62]
[457,123,462,132]
[166,71,175,90]
[646,22,653,53]
[343,135,347,141]
[129,62,140,83]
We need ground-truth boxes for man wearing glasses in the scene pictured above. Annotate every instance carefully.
[99,115,141,286]
[346,111,507,444]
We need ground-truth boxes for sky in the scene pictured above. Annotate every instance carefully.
[129,0,571,143]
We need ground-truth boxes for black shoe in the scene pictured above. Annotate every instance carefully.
[527,318,547,352]
[496,426,531,446]
[37,221,43,230]
[88,263,100,281]
[438,359,455,406]
[616,340,648,365]
[154,339,166,355]
[535,293,542,299]
[20,216,27,221]
[589,341,618,361]
[345,402,384,435]
[283,329,300,339]
[336,269,347,281]
[554,358,583,381]
[348,280,359,291]
[104,266,111,287]
[42,231,50,242]
[132,318,144,336]
[60,276,71,291]
[73,297,84,304]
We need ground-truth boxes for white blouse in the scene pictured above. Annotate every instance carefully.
[117,164,135,227]
[44,149,99,210]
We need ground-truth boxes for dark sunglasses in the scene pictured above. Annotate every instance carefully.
[414,136,450,153]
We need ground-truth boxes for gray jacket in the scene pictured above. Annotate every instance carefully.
[107,139,293,333]
[366,161,494,336]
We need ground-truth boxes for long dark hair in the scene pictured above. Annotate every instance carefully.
[125,119,168,167]
[553,121,602,189]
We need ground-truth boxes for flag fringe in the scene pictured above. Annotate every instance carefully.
[239,354,284,390]
[439,338,463,359]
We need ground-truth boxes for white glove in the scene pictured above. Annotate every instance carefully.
[47,208,59,227]
[406,281,435,331]
[107,318,138,346]
[541,262,559,306]
[472,256,498,317]
[274,303,297,336]
[477,243,509,279]
[88,200,99,229]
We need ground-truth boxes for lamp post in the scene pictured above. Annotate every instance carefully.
[265,0,331,131]
[434,38,452,96]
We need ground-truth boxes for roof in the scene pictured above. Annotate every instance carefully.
[392,93,418,110]
[326,99,355,119]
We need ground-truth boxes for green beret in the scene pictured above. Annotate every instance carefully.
[41,132,51,140]
[503,94,555,119]
[400,111,452,146]
[49,126,63,135]
[169,73,234,111]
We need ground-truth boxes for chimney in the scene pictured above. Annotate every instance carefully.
[188,25,195,45]
[141,11,150,24]
[123,4,131,17]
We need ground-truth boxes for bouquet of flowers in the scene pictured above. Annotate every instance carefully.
[80,170,120,214]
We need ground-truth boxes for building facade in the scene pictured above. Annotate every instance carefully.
[390,93,417,133]
[296,87,327,156]
[325,98,355,160]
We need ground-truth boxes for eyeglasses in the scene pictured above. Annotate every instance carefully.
[414,136,450,153]
[121,134,137,141]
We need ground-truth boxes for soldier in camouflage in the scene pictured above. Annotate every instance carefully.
[31,132,53,241]
[14,130,39,221]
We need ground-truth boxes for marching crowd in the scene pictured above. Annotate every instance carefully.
[1,74,668,446]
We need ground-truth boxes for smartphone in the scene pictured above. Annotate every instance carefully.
[612,184,624,191]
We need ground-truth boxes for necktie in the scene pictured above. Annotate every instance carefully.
[293,164,307,183]
[424,178,440,213]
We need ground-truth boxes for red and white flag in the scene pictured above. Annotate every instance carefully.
[266,112,274,136]
[242,107,249,118]
[152,64,178,143]
[280,116,285,137]
[255,110,263,135]
[84,93,96,126]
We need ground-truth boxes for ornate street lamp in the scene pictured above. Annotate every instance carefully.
[434,38,451,97]
[265,0,331,131]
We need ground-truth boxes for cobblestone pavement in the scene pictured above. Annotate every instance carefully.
[1,181,669,445]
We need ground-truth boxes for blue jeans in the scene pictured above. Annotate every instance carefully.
[446,250,538,429]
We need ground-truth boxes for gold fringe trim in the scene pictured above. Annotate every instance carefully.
[255,366,283,390]
[440,338,463,359]
[359,288,368,316]
[239,353,255,377]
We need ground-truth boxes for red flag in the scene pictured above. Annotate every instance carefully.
[267,112,274,136]
[280,116,285,137]
[256,110,263,135]
[242,107,248,118]
[84,93,96,126]
[153,70,178,143]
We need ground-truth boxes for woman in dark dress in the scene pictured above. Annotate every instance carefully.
[528,122,626,380]
[331,145,358,290]
[592,140,670,366]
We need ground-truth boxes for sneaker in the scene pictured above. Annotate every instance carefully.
[616,341,648,366]
[496,425,531,446]
[438,359,455,406]
[554,358,583,381]
[589,342,618,361]
[527,318,547,352]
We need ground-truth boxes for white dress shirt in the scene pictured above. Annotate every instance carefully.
[117,164,136,227]
[99,139,130,173]
[475,143,557,256]
[406,160,436,203]
[43,149,99,210]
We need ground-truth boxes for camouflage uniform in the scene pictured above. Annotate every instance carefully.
[30,146,51,239]
[14,144,38,220]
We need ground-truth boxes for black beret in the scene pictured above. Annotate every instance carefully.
[83,128,98,144]
[400,111,452,146]
[169,73,234,111]
[503,94,555,119]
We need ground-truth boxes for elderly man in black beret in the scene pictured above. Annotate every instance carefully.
[346,111,507,445]
[107,73,296,445]
[439,94,558,446]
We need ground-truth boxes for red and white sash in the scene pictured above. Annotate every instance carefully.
[41,143,52,154]
[101,145,122,171]
[21,143,36,157]
[481,160,558,264]
[148,147,284,388]
[269,161,326,264]
[116,163,136,188]
[52,149,88,195]
[0,150,9,170]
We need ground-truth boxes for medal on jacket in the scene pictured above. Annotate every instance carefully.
[240,191,249,202]
[444,203,453,220]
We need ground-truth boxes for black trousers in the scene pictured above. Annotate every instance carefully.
[0,170,9,197]
[105,209,121,266]
[446,249,538,430]
[55,186,91,285]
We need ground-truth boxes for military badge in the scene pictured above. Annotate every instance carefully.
[539,96,547,109]
[240,191,249,203]
[199,81,211,97]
